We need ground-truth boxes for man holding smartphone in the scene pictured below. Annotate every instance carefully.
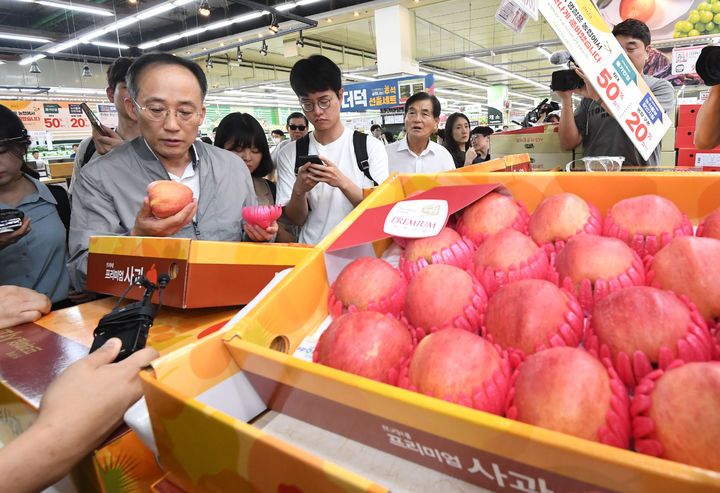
[69,57,141,194]
[275,55,388,245]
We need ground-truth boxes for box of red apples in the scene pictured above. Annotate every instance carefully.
[141,171,720,492]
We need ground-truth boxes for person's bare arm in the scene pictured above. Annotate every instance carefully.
[695,85,720,150]
[284,162,318,225]
[0,285,51,328]
[557,91,583,150]
[0,339,158,493]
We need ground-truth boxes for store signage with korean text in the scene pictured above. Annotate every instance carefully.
[539,0,670,160]
[672,45,703,76]
[341,74,435,112]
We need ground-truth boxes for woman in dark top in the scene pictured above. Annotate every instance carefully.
[443,112,471,168]
[214,112,294,242]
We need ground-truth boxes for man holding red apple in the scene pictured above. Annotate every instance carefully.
[68,53,277,291]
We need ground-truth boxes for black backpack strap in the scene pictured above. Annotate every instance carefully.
[81,139,96,167]
[47,184,71,242]
[266,179,277,203]
[352,131,377,187]
[294,134,310,175]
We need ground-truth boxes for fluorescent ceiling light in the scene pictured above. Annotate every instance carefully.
[296,0,323,5]
[431,72,487,90]
[18,53,46,65]
[464,57,550,92]
[89,40,129,49]
[48,39,81,53]
[49,86,106,95]
[257,85,295,92]
[435,88,486,100]
[344,74,375,81]
[30,0,114,16]
[0,33,51,43]
[508,90,536,101]
[536,46,552,59]
[276,2,296,11]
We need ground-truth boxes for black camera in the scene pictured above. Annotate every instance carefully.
[0,209,24,234]
[696,45,720,86]
[522,99,560,127]
[89,273,170,362]
[550,70,585,92]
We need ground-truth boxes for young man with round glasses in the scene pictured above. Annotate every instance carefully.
[68,53,276,291]
[276,55,389,245]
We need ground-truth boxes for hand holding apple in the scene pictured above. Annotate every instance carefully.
[130,196,197,237]
[146,180,194,219]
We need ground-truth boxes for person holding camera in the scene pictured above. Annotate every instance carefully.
[695,46,720,150]
[555,19,675,167]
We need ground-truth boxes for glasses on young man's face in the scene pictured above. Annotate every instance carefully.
[133,100,202,123]
[299,97,332,112]
[288,124,307,131]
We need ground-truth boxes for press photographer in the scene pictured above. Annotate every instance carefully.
[695,45,720,150]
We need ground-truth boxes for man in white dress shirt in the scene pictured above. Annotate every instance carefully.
[385,92,454,174]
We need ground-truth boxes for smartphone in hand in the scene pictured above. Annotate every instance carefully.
[81,102,108,137]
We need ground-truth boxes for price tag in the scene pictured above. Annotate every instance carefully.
[383,200,448,238]
[495,0,531,34]
[539,0,670,161]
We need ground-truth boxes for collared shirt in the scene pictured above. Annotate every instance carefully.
[0,174,69,303]
[385,138,455,174]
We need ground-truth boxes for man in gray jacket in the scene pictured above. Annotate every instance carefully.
[68,54,276,291]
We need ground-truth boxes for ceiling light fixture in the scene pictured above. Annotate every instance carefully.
[326,17,332,22]
[353,10,359,16]
[128,0,137,4]
[536,46,552,59]
[89,40,129,49]
[0,32,51,43]
[259,40,268,56]
[82,59,93,78]
[29,61,41,73]
[198,0,210,17]
[31,0,114,16]
[268,13,279,33]
[296,30,304,47]
[464,56,550,91]
[206,54,213,68]
[236,48,243,62]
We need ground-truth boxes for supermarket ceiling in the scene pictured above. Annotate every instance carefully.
[0,0,570,105]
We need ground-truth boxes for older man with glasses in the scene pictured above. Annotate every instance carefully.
[68,53,276,291]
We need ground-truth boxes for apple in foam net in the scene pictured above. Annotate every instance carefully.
[459,192,521,237]
[146,180,194,219]
[403,227,462,263]
[484,279,574,354]
[510,347,612,442]
[314,311,412,382]
[528,192,591,244]
[607,194,684,238]
[699,207,720,240]
[403,264,475,332]
[554,234,635,286]
[473,229,540,271]
[408,328,501,401]
[644,362,720,471]
[591,286,692,362]
[650,236,720,320]
[331,257,404,311]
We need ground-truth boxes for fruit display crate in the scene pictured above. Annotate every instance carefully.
[141,172,720,492]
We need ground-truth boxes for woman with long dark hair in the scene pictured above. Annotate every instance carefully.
[214,113,294,242]
[0,104,71,306]
[443,112,471,168]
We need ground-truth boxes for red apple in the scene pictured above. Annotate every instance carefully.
[649,236,720,320]
[147,180,193,219]
[619,0,656,23]
[329,257,406,317]
[407,328,507,413]
[508,347,630,447]
[698,207,720,240]
[528,192,598,245]
[314,311,412,383]
[457,192,527,245]
[403,264,485,336]
[404,227,463,263]
[483,279,583,355]
[633,361,720,471]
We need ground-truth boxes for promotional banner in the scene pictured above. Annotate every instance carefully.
[487,85,507,126]
[539,0,671,160]
[1,100,107,140]
[341,74,435,112]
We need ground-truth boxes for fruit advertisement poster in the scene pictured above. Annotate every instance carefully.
[539,0,671,160]
[596,0,720,40]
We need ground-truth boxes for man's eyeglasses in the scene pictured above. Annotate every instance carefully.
[300,97,332,112]
[133,100,202,123]
[288,124,307,131]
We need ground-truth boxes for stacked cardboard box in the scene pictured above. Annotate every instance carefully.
[675,104,720,169]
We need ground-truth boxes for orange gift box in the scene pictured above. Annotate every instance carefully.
[86,236,313,308]
[141,171,720,492]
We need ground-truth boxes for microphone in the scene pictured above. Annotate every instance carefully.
[550,50,573,65]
